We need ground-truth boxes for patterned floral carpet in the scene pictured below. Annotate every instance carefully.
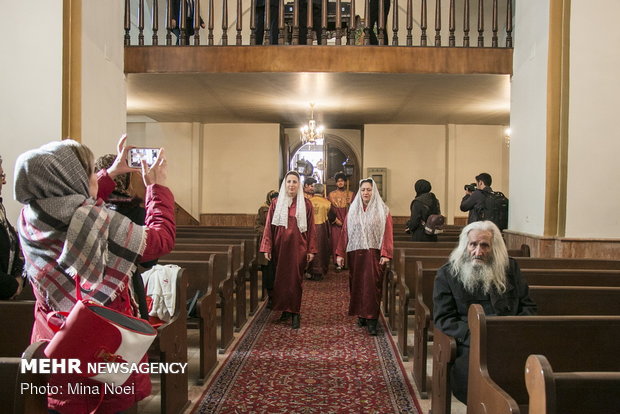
[193,268,421,413]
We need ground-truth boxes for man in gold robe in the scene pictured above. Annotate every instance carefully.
[328,172,355,271]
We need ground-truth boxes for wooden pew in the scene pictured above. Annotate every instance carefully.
[432,280,620,414]
[0,301,35,357]
[176,234,255,328]
[466,304,620,414]
[160,251,235,354]
[147,268,189,414]
[416,267,620,399]
[156,258,219,384]
[171,242,246,332]
[525,354,620,414]
[176,227,259,315]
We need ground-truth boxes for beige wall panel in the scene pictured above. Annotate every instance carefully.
[565,1,620,238]
[203,124,280,214]
[363,124,446,217]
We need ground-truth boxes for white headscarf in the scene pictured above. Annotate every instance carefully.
[346,178,389,252]
[271,171,308,233]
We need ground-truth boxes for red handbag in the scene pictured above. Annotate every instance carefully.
[44,276,157,385]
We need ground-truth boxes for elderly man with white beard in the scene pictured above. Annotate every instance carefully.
[433,220,537,404]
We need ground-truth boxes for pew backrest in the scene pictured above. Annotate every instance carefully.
[0,301,35,357]
[529,285,620,315]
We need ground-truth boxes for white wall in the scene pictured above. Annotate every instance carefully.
[565,1,620,237]
[0,1,63,222]
[203,124,280,214]
[81,0,127,156]
[508,0,550,234]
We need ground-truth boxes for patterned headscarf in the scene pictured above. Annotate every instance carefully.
[14,140,146,312]
[345,178,389,252]
[271,171,308,233]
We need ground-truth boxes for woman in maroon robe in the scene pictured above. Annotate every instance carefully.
[336,178,393,335]
[260,171,317,329]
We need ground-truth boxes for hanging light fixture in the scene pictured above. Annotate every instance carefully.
[300,103,324,144]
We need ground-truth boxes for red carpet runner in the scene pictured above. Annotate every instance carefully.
[193,268,421,413]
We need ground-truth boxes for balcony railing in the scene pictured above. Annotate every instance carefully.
[124,0,513,48]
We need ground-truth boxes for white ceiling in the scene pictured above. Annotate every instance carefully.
[126,72,511,127]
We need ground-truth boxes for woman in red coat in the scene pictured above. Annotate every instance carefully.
[336,178,393,335]
[14,136,175,414]
[260,171,317,329]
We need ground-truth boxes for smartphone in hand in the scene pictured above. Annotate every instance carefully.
[127,148,160,169]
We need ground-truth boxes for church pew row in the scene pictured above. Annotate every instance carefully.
[392,245,530,360]
[176,231,259,320]
[161,249,235,354]
[463,304,620,414]
[171,240,247,332]
[525,354,620,414]
[416,264,620,400]
[148,268,189,414]
[175,235,252,330]
[156,257,219,385]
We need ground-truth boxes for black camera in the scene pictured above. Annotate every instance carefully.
[464,183,477,192]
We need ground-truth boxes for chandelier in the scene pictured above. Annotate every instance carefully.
[300,103,324,144]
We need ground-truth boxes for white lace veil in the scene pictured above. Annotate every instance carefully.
[346,178,389,252]
[271,171,308,233]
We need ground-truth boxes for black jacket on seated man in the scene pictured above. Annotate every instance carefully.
[0,200,25,299]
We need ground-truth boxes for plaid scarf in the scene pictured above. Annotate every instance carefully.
[14,141,146,312]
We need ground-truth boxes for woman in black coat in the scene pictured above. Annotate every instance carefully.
[407,179,441,242]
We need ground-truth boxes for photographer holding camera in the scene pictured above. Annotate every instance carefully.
[460,173,493,224]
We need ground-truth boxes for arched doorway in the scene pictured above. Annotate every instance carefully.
[290,133,361,195]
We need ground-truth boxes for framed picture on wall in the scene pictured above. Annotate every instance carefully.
[366,167,387,200]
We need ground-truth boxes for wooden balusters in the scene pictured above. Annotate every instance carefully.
[166,0,173,45]
[292,0,300,44]
[506,0,513,47]
[364,0,370,45]
[236,0,243,44]
[306,0,313,45]
[279,0,285,44]
[194,0,202,45]
[434,0,441,46]
[378,0,385,45]
[492,0,498,47]
[180,0,187,45]
[250,0,256,44]
[265,0,272,44]
[152,0,159,45]
[335,0,342,45]
[124,0,131,45]
[463,0,470,47]
[392,0,399,45]
[449,0,455,46]
[347,0,356,45]
[138,0,145,45]
[222,0,229,45]
[477,0,484,47]
[406,0,412,46]
[208,0,214,45]
[420,0,427,46]
[321,0,328,45]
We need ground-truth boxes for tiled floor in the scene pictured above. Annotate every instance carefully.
[138,281,467,414]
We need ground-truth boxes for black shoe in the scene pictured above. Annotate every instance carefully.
[267,297,273,309]
[279,311,291,321]
[304,272,313,280]
[291,313,300,329]
[367,319,378,336]
[335,266,342,273]
[357,317,367,327]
